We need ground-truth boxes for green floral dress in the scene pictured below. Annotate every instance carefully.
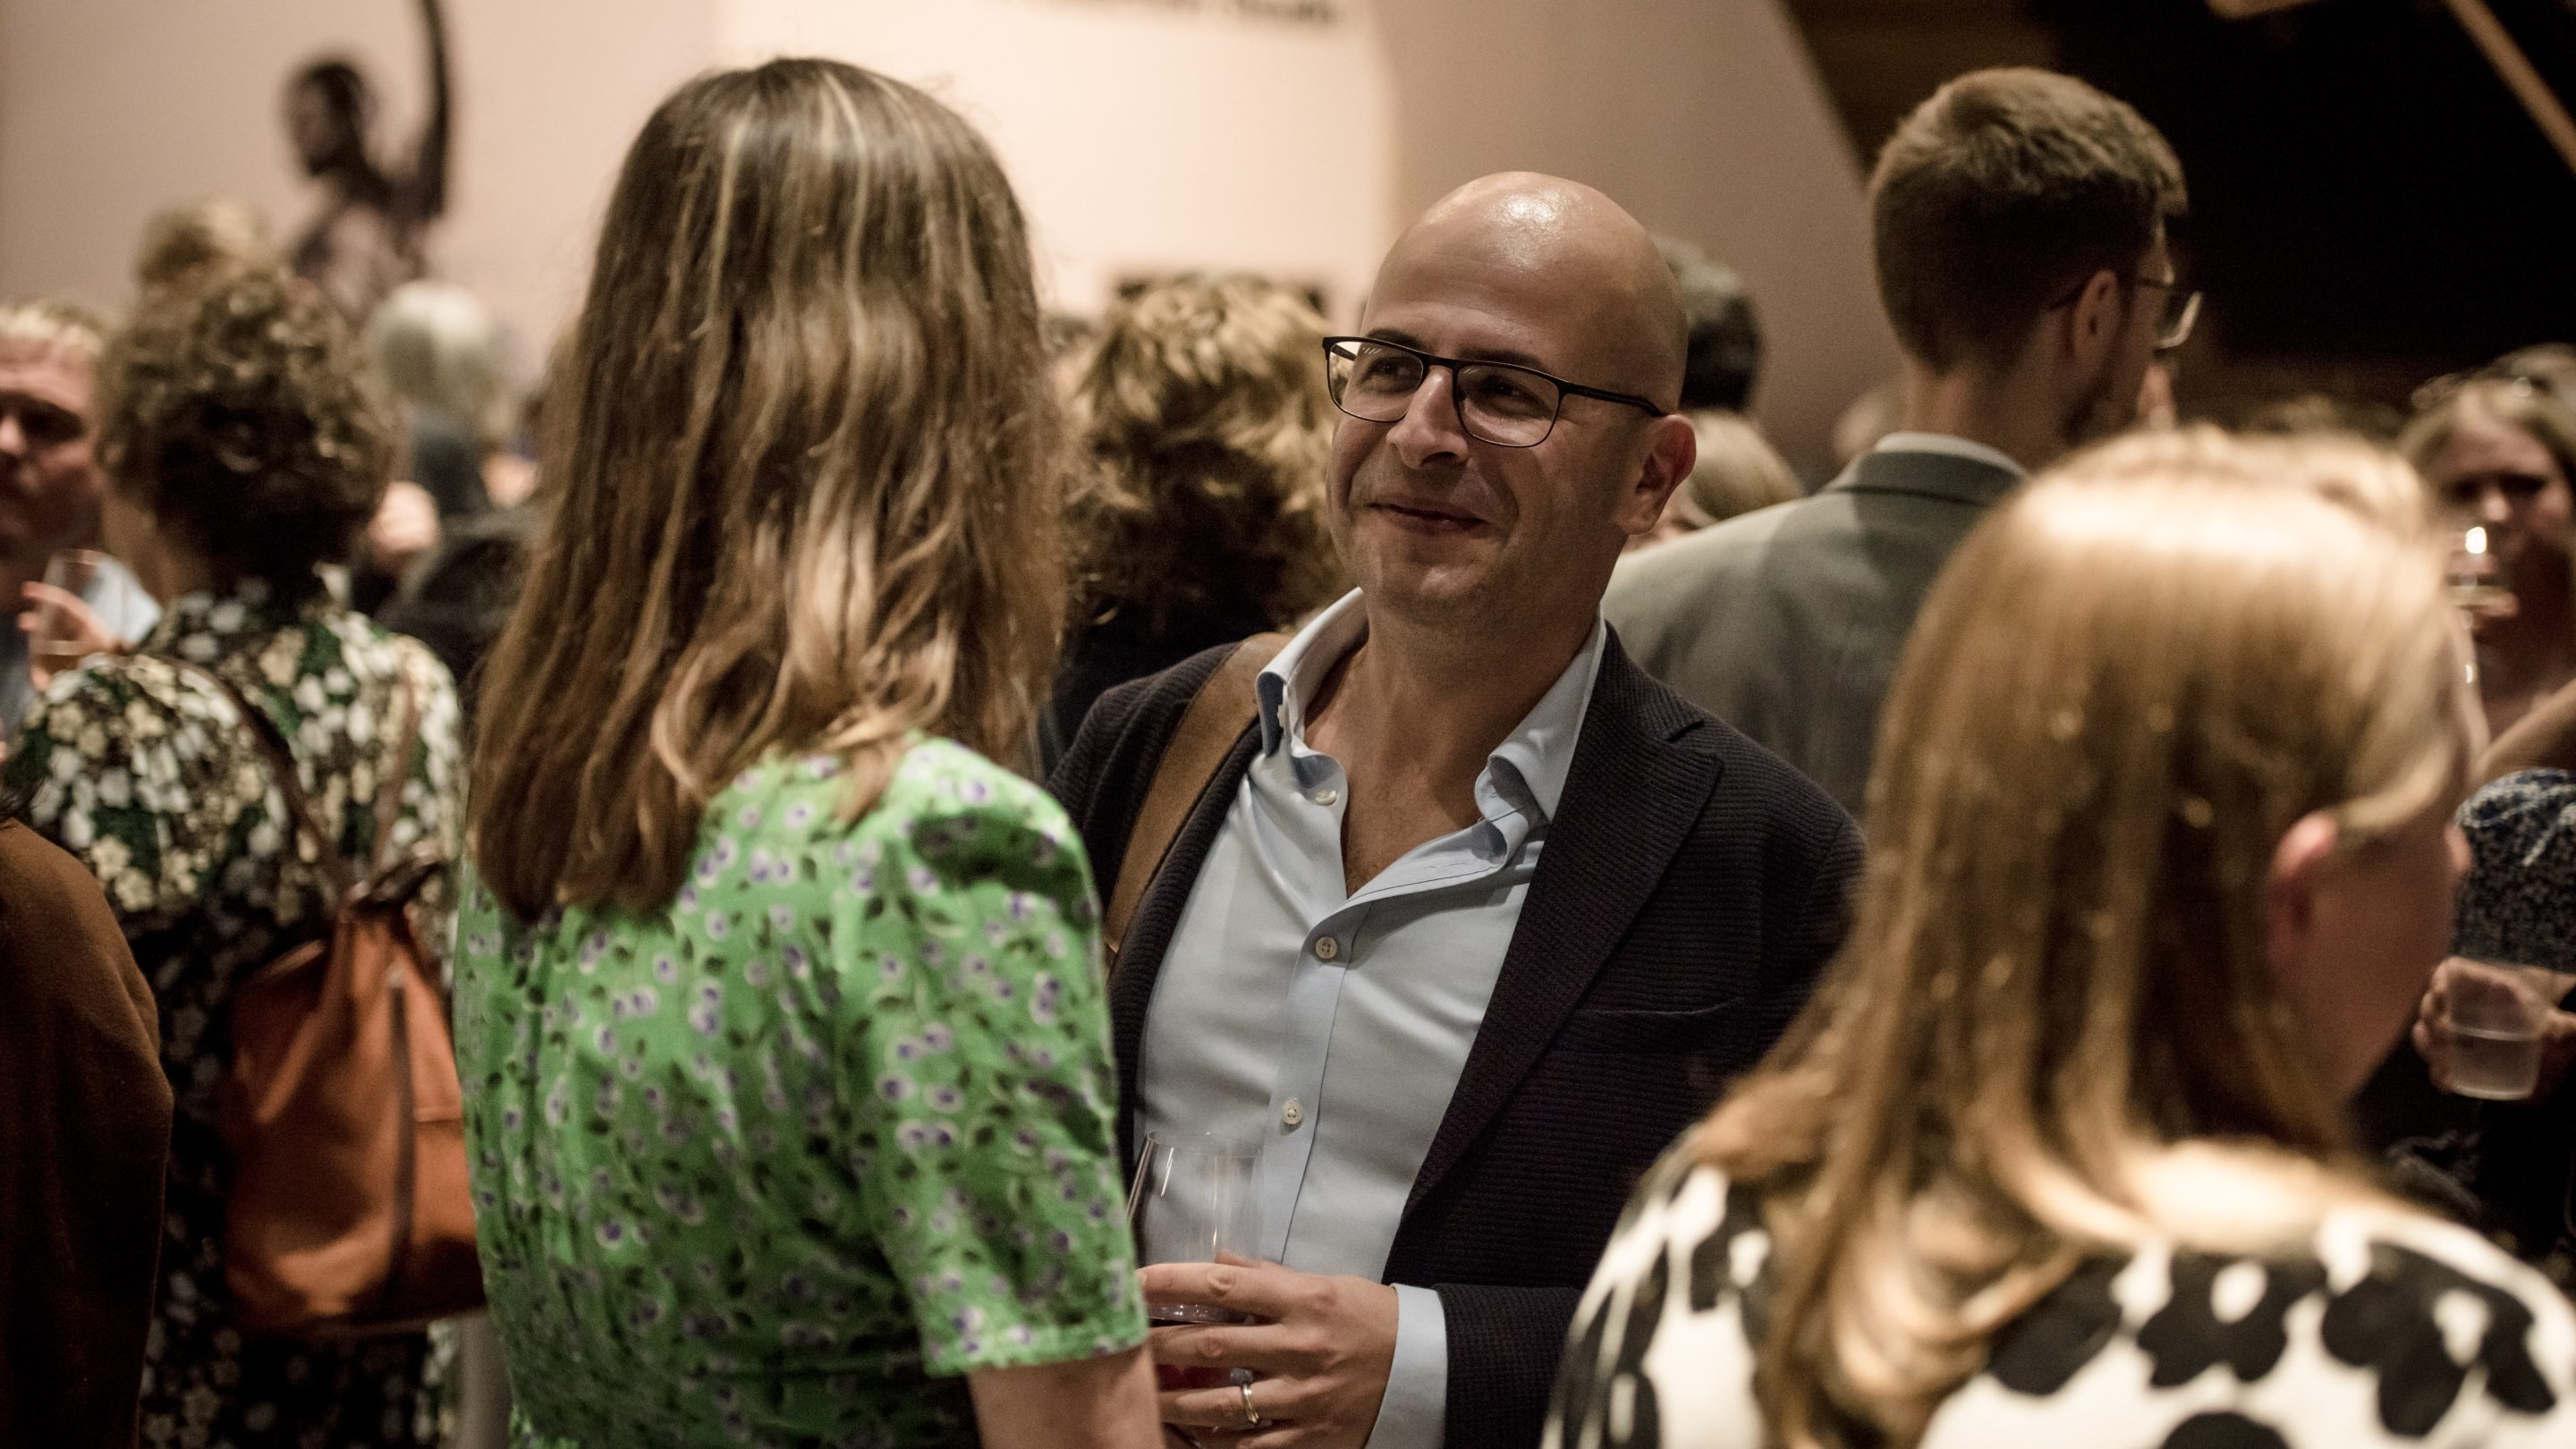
[4,577,463,1449]
[452,739,1147,1448]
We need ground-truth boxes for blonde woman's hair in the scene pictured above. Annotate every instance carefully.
[1674,410,1801,529]
[134,197,274,294]
[0,298,106,366]
[365,280,517,451]
[1064,273,1341,632]
[470,58,1062,922]
[1696,427,2477,1449]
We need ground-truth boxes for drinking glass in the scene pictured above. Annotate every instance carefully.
[2436,959,2555,1101]
[2444,521,2513,616]
[1129,1131,1261,1390]
[30,548,132,683]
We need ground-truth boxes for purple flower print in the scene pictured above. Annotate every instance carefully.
[1008,1324,1036,1346]
[927,1087,962,1114]
[597,1219,630,1248]
[677,885,699,914]
[743,960,771,989]
[653,954,680,983]
[907,865,939,894]
[703,911,731,942]
[1005,892,1034,920]
[962,777,992,804]
[594,1025,617,1054]
[785,801,817,828]
[894,1038,919,1062]
[690,1001,722,1036]
[962,955,990,979]
[896,1123,934,1149]
[736,805,762,830]
[850,868,877,894]
[878,1074,915,1103]
[783,945,810,978]
[769,903,796,931]
[921,1023,953,1052]
[877,954,904,982]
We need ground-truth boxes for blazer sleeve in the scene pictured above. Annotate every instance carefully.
[1437,1282,1587,1448]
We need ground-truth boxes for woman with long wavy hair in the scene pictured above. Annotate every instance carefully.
[1548,430,2576,1449]
[453,59,1155,1448]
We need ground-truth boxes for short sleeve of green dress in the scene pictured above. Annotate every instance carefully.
[453,739,1147,1448]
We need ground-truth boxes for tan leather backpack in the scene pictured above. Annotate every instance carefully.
[185,664,486,1335]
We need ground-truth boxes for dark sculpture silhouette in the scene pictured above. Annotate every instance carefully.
[286,0,452,322]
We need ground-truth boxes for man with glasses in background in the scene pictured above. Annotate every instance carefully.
[1050,173,1860,1449]
[1608,67,2193,819]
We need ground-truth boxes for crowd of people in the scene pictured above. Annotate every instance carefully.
[6,47,2576,1449]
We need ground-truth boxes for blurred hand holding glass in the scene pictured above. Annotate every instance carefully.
[2421,957,2573,1101]
[23,548,136,691]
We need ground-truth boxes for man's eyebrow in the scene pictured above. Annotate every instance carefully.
[1362,329,1555,374]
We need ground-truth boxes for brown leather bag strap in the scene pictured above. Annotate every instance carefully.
[1100,632,1288,962]
[173,660,358,902]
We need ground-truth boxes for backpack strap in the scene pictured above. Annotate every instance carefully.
[1100,632,1288,962]
[170,659,418,904]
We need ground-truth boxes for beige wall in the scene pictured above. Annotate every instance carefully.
[0,0,1892,466]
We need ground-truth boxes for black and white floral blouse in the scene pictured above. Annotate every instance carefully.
[1548,1152,2576,1449]
[5,577,462,1449]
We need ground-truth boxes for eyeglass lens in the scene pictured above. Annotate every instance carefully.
[2157,290,2200,351]
[1327,341,1563,447]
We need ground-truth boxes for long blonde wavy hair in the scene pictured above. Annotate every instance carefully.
[1697,428,2479,1449]
[470,59,1062,921]
[1063,273,1341,633]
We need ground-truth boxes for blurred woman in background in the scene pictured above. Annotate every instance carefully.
[1551,431,2576,1449]
[455,58,1156,1449]
[1047,272,1342,758]
[2402,374,2576,735]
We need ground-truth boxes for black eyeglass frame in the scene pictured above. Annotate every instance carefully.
[2044,273,2201,353]
[1320,335,1671,448]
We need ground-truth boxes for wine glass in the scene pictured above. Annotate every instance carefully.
[1129,1131,1261,1391]
[29,548,133,686]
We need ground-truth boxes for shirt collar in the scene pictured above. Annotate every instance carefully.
[1873,431,2027,479]
[140,573,320,655]
[1254,588,1606,825]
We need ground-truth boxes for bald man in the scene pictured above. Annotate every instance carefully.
[1050,174,1861,1449]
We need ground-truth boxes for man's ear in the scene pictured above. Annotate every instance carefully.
[1617,412,1698,539]
[2061,267,2128,369]
[2267,811,2342,995]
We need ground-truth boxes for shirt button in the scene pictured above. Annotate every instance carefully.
[1282,1098,1305,1128]
[1314,788,1340,807]
[1313,936,1339,962]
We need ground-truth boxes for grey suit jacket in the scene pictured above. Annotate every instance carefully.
[1603,445,2023,818]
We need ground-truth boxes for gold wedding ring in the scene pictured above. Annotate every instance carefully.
[1240,1379,1266,1429]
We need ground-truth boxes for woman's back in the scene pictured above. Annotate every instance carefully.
[456,740,1142,1446]
[1553,1155,2576,1449]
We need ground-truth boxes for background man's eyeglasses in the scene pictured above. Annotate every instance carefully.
[1321,336,1668,449]
[2044,275,2202,352]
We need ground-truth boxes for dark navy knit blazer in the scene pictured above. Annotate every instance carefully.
[1048,630,1863,1448]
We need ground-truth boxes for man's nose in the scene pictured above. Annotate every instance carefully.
[0,409,22,460]
[1385,368,1470,467]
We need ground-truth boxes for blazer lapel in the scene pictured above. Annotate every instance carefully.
[1401,640,1721,1219]
[1107,726,1261,1166]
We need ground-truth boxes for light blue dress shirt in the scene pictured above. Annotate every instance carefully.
[1135,589,1606,1449]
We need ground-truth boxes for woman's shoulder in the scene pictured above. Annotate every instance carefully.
[709,741,1080,872]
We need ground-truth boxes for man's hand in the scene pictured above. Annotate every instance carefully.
[1141,1260,1398,1449]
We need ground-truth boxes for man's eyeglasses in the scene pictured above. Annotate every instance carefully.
[2046,274,2202,352]
[1321,336,1670,449]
